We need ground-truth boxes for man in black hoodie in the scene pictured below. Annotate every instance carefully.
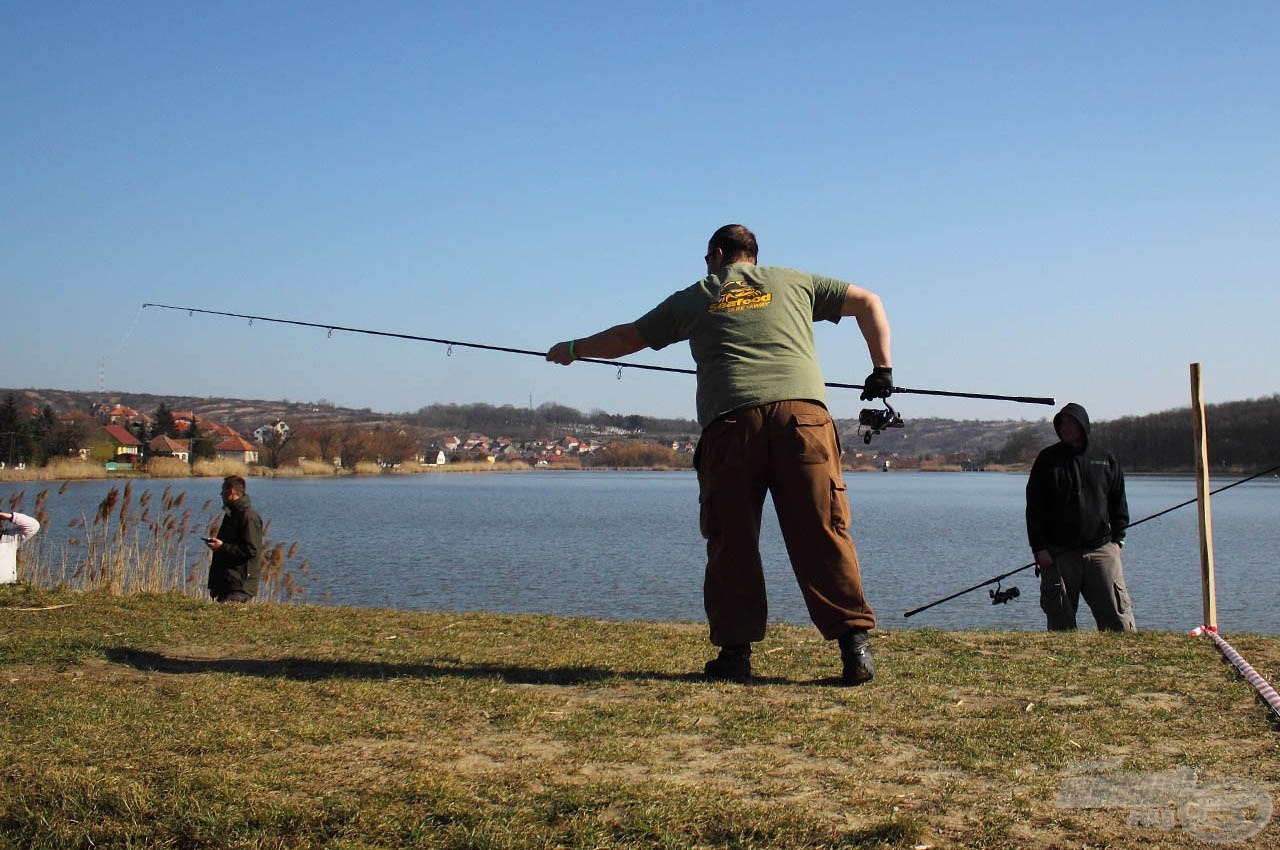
[1025,403,1136,631]
[205,475,263,603]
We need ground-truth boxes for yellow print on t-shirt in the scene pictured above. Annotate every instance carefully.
[709,280,772,313]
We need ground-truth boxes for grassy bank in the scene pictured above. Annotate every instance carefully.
[1,586,1277,849]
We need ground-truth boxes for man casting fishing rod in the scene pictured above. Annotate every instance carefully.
[547,224,892,684]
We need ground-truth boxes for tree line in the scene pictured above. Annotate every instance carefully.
[0,395,94,467]
[991,394,1280,472]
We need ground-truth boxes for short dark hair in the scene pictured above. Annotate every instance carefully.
[708,224,758,263]
[222,475,246,495]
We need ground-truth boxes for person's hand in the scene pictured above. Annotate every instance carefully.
[860,366,894,400]
[206,538,223,550]
[1034,549,1053,570]
[546,340,576,365]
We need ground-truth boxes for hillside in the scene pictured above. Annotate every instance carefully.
[3,387,1047,459]
[7,387,1277,470]
[0,387,395,435]
[841,415,1052,460]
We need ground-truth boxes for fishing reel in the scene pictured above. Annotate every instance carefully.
[857,400,904,445]
[990,582,1021,605]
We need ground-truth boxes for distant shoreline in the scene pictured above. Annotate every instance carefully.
[0,461,1036,484]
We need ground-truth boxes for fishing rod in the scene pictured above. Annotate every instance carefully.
[141,303,1056,407]
[903,461,1280,619]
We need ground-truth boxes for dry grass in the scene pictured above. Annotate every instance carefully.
[261,463,308,478]
[1,589,1277,849]
[296,458,340,475]
[143,456,191,478]
[422,460,540,473]
[191,457,251,479]
[0,458,108,482]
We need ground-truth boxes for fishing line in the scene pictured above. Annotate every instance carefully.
[99,304,146,390]
[902,460,1280,618]
[140,302,1055,405]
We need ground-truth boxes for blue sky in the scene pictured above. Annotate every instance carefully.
[4,2,1276,425]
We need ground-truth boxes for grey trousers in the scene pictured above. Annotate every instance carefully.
[1039,541,1136,632]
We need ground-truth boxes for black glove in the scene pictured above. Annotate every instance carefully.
[860,367,894,400]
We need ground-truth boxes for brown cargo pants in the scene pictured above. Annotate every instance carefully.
[694,400,876,646]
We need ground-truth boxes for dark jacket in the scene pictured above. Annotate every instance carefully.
[209,493,264,598]
[1026,403,1128,552]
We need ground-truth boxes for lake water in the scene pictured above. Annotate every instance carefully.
[5,471,1279,635]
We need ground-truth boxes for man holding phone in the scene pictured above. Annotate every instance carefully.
[205,475,263,603]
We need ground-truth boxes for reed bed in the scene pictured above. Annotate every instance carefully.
[6,483,310,604]
[191,457,251,479]
[422,459,539,473]
[0,458,108,482]
[143,456,191,478]
[296,458,340,475]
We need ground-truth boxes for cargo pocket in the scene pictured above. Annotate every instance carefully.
[696,417,738,476]
[791,413,830,464]
[1041,581,1071,621]
[1112,581,1132,615]
[830,477,851,534]
[698,488,716,540]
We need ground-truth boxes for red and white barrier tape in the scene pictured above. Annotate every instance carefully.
[1192,624,1280,721]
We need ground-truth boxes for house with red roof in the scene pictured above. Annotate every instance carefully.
[103,425,142,457]
[148,435,190,463]
[96,424,143,467]
[214,434,259,464]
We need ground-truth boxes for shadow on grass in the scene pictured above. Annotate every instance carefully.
[104,647,853,688]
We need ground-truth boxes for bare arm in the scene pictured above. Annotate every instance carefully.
[546,323,647,365]
[840,285,891,369]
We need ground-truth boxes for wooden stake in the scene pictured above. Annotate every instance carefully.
[1190,363,1217,629]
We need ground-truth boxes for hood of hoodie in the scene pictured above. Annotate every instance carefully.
[1053,402,1091,451]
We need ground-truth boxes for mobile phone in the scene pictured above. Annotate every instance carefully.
[201,537,217,543]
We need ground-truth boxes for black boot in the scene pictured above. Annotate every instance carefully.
[704,644,752,682]
[838,629,875,685]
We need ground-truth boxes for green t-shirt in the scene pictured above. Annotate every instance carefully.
[634,263,848,429]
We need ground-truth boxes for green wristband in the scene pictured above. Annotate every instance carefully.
[568,339,577,361]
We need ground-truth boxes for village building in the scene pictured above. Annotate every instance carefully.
[214,434,260,465]
[148,435,191,463]
[98,425,143,467]
[253,419,291,444]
